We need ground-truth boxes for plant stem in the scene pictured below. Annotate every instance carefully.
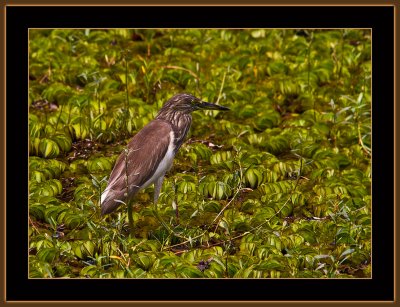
[306,32,315,121]
[125,59,130,109]
[79,107,83,140]
[43,111,48,138]
[357,122,371,156]
[55,103,63,132]
[127,200,134,237]
[124,56,130,137]
[151,207,174,235]
[124,148,134,236]
[88,106,92,140]
[97,87,101,117]
[216,70,227,105]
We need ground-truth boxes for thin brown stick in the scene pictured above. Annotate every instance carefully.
[124,148,134,236]
[161,65,199,80]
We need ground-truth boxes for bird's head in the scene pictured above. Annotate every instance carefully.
[160,93,230,114]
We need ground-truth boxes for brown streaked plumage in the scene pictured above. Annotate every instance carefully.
[100,93,229,216]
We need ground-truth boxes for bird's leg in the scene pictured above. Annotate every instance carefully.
[152,175,174,235]
[153,175,164,206]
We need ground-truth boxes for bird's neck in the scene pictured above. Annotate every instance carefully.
[156,111,192,152]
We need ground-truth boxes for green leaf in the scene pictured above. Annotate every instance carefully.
[80,265,99,278]
[340,248,355,259]
[36,247,59,264]
[39,138,60,158]
[176,265,203,278]
[255,260,285,271]
[132,253,156,271]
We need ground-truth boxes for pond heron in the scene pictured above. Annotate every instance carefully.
[101,93,230,216]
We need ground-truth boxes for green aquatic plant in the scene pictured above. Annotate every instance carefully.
[29,29,371,279]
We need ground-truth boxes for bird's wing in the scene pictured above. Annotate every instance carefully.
[101,120,173,214]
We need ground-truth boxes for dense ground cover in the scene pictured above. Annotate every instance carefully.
[29,29,371,278]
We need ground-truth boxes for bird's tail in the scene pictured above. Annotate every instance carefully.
[100,188,124,215]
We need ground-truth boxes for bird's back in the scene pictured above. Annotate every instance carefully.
[101,119,174,215]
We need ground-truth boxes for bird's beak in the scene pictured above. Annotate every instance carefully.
[198,101,230,111]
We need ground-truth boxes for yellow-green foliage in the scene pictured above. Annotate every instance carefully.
[29,29,371,279]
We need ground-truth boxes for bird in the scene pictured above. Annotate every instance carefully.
[100,93,230,216]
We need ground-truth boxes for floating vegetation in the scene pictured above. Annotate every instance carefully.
[29,29,371,278]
